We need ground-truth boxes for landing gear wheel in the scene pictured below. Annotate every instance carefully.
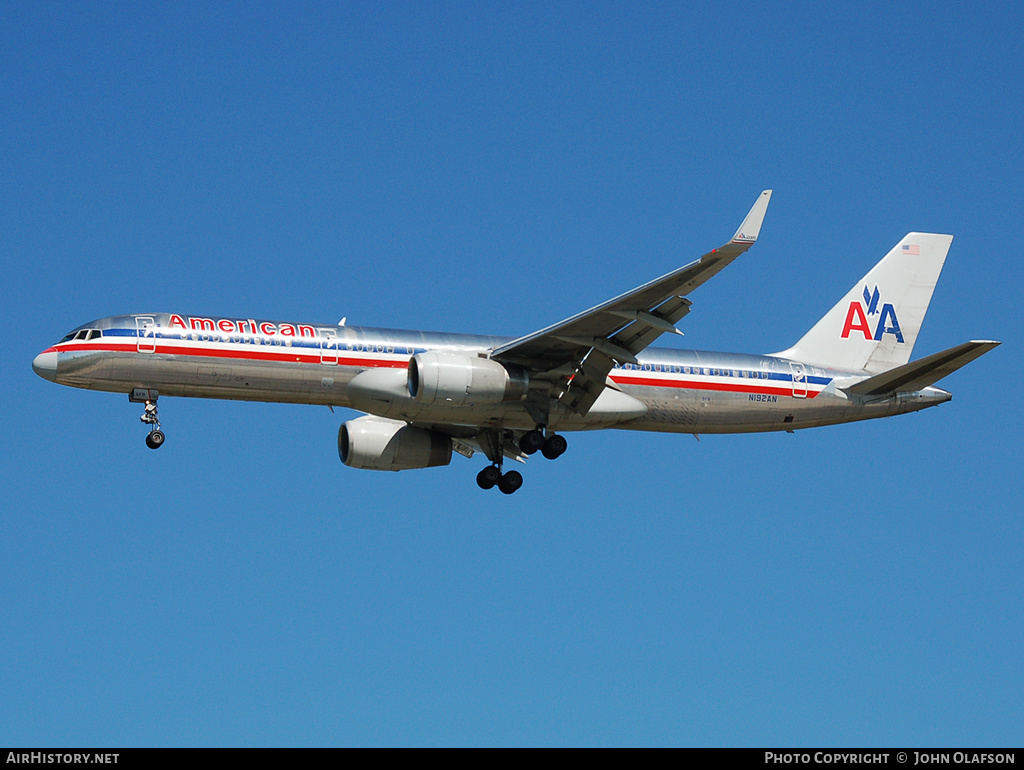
[519,429,545,455]
[477,465,501,490]
[541,433,567,460]
[498,470,523,495]
[137,396,164,449]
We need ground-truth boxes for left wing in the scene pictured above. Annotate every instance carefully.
[491,189,773,415]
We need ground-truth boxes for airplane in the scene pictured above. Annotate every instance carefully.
[32,190,999,494]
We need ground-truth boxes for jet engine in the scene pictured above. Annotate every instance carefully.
[407,351,528,406]
[339,415,452,471]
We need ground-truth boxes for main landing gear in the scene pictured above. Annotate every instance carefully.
[518,429,567,460]
[476,465,523,495]
[130,389,165,449]
[476,428,567,494]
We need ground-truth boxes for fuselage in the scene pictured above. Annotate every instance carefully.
[33,312,952,435]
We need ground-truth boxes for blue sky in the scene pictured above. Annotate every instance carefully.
[3,1,1021,747]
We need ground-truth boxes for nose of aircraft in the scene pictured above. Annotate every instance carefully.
[32,349,58,382]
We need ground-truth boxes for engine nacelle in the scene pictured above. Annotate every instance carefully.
[339,416,452,471]
[407,351,528,406]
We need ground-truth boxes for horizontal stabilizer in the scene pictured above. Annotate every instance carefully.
[844,340,1000,397]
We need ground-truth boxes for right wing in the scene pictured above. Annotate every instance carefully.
[492,190,773,415]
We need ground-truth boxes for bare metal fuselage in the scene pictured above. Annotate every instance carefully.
[43,312,950,436]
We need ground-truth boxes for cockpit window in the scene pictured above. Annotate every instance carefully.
[61,329,102,343]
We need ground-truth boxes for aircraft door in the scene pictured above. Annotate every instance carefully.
[135,316,157,353]
[789,362,808,398]
[319,328,339,365]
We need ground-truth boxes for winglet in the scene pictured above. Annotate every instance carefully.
[731,189,773,244]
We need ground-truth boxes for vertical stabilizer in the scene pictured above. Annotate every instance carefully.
[773,233,952,373]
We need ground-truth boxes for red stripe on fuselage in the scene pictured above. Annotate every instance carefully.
[55,341,819,398]
[610,374,819,398]
[54,341,407,369]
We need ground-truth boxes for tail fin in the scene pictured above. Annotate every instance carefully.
[773,233,953,373]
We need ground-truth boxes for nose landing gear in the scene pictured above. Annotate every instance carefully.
[130,388,166,450]
[141,401,165,449]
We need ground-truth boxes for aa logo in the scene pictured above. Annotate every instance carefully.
[841,285,904,342]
